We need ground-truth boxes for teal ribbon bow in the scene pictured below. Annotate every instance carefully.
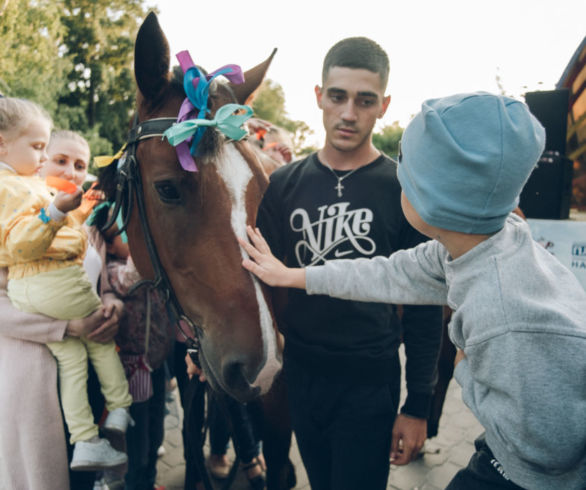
[163,104,253,148]
[38,208,51,224]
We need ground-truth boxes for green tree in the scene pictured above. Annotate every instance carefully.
[0,0,71,114]
[59,0,151,150]
[252,79,314,156]
[372,122,404,159]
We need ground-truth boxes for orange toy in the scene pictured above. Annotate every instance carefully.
[46,176,78,194]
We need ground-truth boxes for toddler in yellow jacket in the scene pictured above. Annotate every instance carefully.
[0,97,132,471]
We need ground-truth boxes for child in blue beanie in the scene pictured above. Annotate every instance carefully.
[239,92,586,490]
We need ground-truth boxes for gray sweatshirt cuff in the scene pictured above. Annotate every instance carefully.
[306,265,326,295]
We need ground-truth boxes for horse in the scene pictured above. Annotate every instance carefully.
[104,11,294,490]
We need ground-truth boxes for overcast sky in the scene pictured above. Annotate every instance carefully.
[152,0,585,146]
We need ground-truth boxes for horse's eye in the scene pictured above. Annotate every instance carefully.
[154,181,181,203]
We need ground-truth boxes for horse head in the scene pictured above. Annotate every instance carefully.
[124,12,282,402]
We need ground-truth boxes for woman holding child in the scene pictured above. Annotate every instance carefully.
[0,98,126,490]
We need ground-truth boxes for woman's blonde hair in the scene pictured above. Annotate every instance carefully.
[0,97,52,136]
[48,130,90,153]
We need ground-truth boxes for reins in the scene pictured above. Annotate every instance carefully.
[102,114,223,490]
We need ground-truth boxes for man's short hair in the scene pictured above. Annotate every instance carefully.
[322,37,389,89]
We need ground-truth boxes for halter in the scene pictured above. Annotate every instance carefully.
[101,115,203,360]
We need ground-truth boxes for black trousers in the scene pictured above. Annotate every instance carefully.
[446,434,525,490]
[285,355,401,490]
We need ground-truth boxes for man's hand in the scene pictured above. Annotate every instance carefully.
[87,293,124,343]
[454,348,466,367]
[53,188,83,213]
[390,414,427,465]
[185,353,206,382]
[238,226,305,289]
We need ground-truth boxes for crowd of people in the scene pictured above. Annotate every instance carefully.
[0,29,585,490]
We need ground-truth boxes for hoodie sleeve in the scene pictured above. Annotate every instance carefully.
[306,240,449,305]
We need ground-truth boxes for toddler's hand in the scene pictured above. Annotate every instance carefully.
[53,188,83,213]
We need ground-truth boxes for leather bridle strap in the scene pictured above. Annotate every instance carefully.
[106,115,203,364]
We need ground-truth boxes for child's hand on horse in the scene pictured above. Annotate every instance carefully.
[53,188,83,214]
[239,225,306,289]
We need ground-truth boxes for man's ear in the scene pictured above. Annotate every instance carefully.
[315,85,323,109]
[379,94,391,119]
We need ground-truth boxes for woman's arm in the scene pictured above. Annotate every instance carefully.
[0,266,120,344]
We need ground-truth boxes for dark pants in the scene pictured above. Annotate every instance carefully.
[285,355,400,490]
[174,340,205,488]
[446,434,525,490]
[208,393,261,463]
[125,365,166,490]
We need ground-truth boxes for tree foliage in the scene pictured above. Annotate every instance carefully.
[1,3,319,164]
[252,79,314,156]
[0,0,70,114]
[372,122,404,159]
[59,0,150,150]
[0,0,151,158]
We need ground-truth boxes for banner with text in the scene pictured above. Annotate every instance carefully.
[528,218,586,291]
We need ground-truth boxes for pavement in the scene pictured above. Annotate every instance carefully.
[156,347,484,490]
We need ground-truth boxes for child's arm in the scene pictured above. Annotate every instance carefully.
[239,226,306,288]
[240,225,448,305]
[1,184,83,262]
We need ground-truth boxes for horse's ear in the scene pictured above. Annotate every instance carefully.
[134,11,171,102]
[229,48,277,106]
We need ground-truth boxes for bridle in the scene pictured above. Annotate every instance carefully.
[104,114,246,490]
[102,114,203,360]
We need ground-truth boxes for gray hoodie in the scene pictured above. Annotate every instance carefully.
[306,213,586,490]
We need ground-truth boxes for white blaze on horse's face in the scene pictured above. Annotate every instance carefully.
[215,143,282,393]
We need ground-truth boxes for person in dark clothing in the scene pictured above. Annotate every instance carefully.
[254,37,443,490]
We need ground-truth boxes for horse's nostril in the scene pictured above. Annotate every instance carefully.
[223,361,247,388]
[222,360,259,403]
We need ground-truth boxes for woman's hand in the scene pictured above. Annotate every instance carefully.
[87,293,124,343]
[238,226,306,289]
[66,306,106,338]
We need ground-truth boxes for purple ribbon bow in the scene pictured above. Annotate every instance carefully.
[174,51,245,171]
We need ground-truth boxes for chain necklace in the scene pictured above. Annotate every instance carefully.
[321,161,361,197]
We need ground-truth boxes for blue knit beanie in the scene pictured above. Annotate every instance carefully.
[397,92,546,234]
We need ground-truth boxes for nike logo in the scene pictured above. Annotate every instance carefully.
[334,249,353,258]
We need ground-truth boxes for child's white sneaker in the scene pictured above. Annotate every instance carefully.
[71,437,127,471]
[102,407,134,435]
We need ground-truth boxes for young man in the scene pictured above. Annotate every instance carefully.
[242,92,586,490]
[255,37,443,490]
